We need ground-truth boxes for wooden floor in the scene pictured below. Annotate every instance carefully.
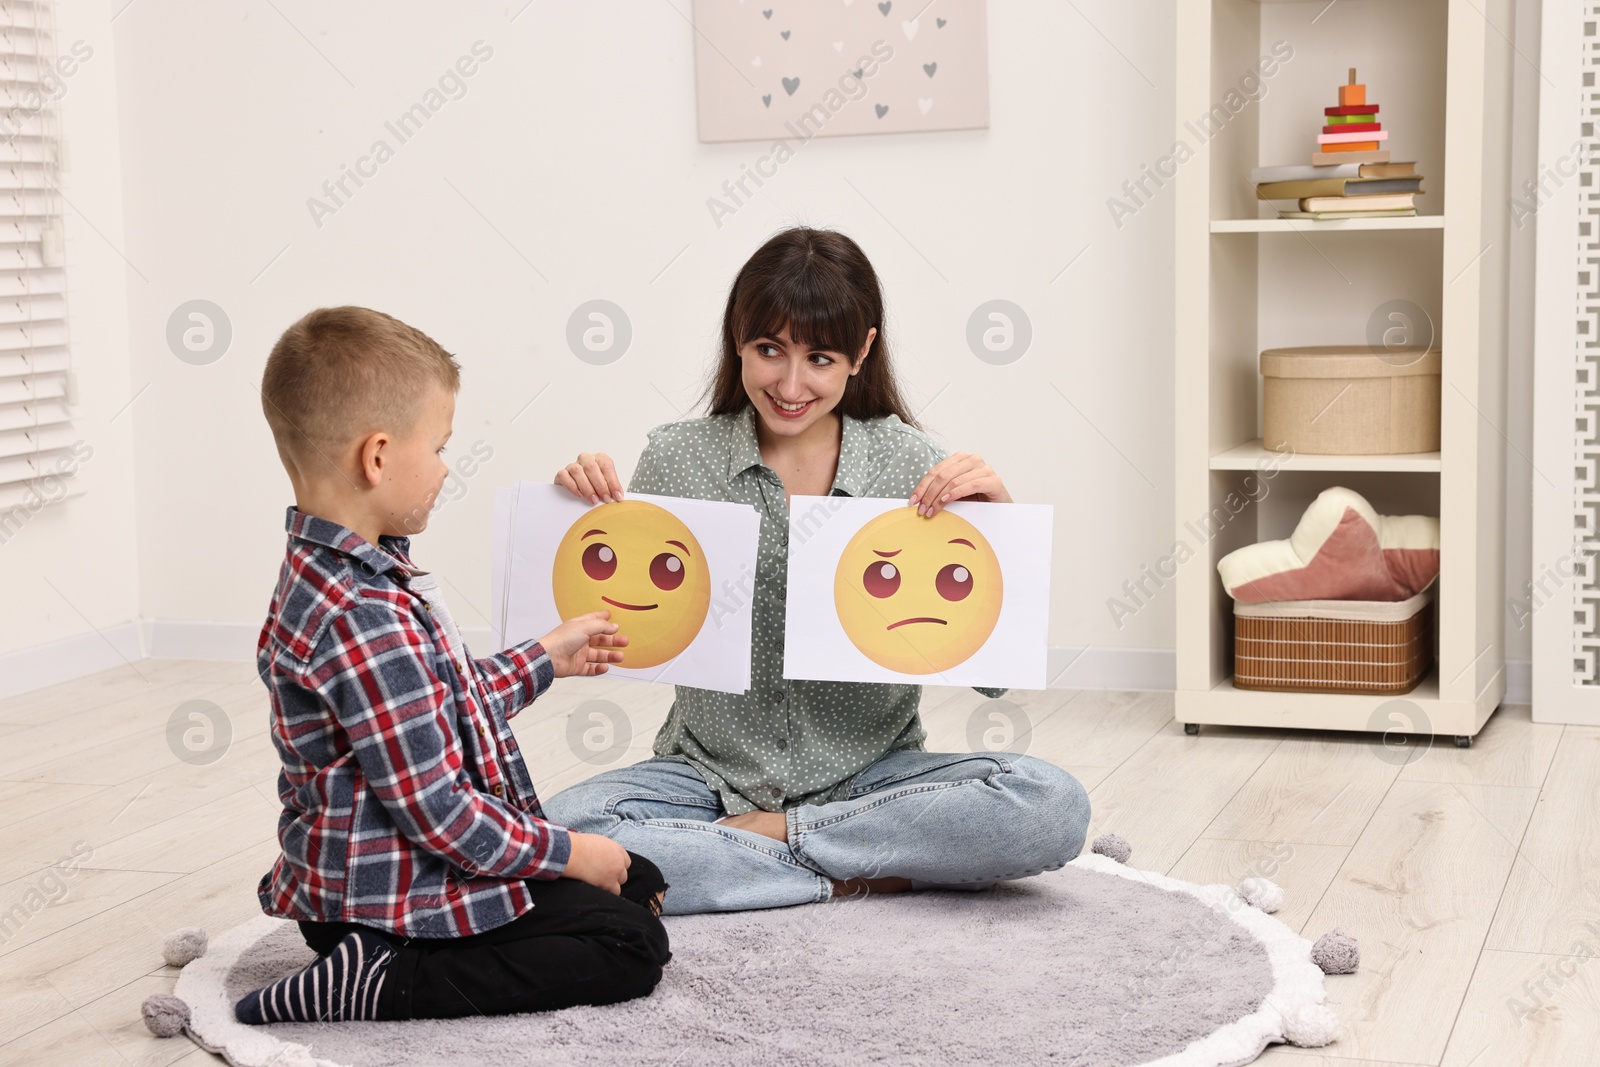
[0,659,1594,1066]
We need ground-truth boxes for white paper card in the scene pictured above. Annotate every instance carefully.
[782,496,1052,688]
[490,486,514,649]
[492,482,761,694]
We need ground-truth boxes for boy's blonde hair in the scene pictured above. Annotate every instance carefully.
[262,306,460,476]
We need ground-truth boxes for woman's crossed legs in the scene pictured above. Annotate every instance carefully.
[540,750,1091,915]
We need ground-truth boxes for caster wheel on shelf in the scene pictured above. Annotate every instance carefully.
[1453,735,1472,749]
[1184,723,1200,736]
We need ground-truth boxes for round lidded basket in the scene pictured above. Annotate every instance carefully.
[1260,345,1441,455]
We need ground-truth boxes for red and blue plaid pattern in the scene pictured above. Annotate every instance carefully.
[254,507,571,938]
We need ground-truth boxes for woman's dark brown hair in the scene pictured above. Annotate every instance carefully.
[701,227,921,427]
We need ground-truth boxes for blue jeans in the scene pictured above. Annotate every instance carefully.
[540,750,1092,915]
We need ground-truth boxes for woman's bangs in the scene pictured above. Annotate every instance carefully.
[736,277,865,357]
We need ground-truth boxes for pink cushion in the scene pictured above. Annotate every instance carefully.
[1218,487,1439,604]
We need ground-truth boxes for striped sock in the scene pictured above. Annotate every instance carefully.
[234,929,395,1024]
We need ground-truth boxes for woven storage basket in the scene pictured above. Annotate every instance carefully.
[1233,587,1434,695]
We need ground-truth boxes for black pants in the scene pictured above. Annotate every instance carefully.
[299,852,671,1020]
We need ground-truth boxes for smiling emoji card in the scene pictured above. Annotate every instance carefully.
[551,500,712,669]
[492,482,760,694]
[784,496,1052,688]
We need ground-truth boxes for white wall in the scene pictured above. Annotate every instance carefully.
[2,0,1541,694]
[102,0,1181,678]
[1504,0,1541,691]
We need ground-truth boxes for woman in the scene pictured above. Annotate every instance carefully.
[541,227,1090,913]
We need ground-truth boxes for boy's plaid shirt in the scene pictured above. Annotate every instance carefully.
[254,507,571,938]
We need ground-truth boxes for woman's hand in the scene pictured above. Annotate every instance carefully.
[539,610,628,678]
[910,453,1013,516]
[556,452,626,505]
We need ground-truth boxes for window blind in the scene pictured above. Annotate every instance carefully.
[0,0,74,511]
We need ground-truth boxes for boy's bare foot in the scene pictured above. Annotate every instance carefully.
[715,810,789,843]
[830,876,913,899]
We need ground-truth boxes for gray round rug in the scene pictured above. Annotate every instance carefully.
[174,854,1337,1066]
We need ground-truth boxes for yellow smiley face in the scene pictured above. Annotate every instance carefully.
[551,500,711,669]
[833,507,1004,675]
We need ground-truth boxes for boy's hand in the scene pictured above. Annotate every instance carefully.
[557,452,626,505]
[540,611,628,678]
[909,453,1013,516]
[561,831,632,895]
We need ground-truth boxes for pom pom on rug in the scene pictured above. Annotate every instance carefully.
[1311,927,1360,974]
[1282,1002,1342,1047]
[140,994,190,1038]
[1237,876,1284,913]
[162,927,208,967]
[1090,834,1131,864]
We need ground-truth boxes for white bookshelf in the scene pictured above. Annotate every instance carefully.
[1211,216,1447,233]
[1209,439,1441,473]
[1172,0,1511,742]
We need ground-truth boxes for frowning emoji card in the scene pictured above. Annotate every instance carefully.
[493,482,760,694]
[783,496,1052,688]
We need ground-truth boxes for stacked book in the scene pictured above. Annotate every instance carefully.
[1250,68,1424,221]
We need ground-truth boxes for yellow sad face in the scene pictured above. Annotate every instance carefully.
[833,507,1004,675]
[551,500,711,669]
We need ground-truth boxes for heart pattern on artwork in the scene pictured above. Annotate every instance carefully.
[711,0,980,135]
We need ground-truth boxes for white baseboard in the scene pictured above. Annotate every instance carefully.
[1043,647,1533,704]
[1046,645,1176,692]
[143,619,262,662]
[1504,658,1531,707]
[0,621,147,701]
[0,622,1536,708]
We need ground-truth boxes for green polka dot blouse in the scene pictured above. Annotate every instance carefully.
[628,401,1007,815]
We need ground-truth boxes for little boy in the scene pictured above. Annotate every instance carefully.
[237,306,670,1023]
